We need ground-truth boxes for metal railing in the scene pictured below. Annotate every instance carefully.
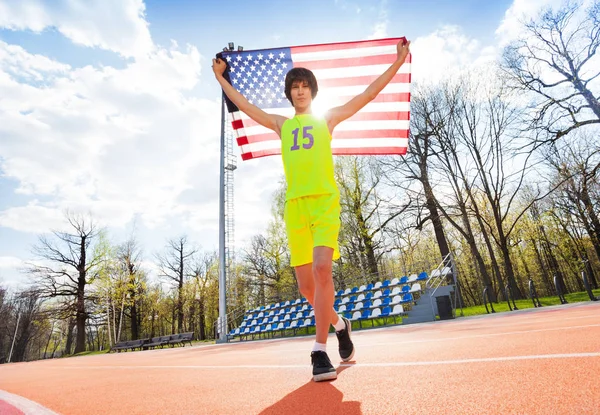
[504,283,519,311]
[529,279,542,308]
[427,253,462,319]
[554,275,568,305]
[483,286,496,314]
[582,269,599,302]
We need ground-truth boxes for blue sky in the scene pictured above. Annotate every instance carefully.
[0,0,559,289]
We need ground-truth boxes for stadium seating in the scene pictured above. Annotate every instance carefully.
[229,272,432,341]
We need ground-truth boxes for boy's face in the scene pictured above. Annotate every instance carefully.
[290,79,312,109]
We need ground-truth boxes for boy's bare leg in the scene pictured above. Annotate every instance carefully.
[312,246,336,344]
[294,263,340,327]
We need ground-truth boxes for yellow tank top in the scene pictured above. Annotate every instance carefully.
[281,114,338,200]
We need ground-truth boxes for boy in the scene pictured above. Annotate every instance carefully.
[213,38,411,382]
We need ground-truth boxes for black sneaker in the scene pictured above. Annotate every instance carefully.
[335,317,355,361]
[311,351,337,382]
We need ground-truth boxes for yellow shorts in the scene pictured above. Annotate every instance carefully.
[284,193,341,267]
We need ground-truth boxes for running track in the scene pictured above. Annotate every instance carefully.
[1,302,599,415]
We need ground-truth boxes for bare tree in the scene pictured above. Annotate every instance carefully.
[27,212,101,354]
[10,289,44,362]
[117,236,144,340]
[337,157,411,279]
[190,251,218,340]
[544,133,600,287]
[378,87,453,267]
[155,236,197,333]
[503,0,600,142]
[242,231,293,304]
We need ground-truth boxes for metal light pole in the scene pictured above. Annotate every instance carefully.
[217,89,227,343]
[8,311,21,363]
[217,41,242,343]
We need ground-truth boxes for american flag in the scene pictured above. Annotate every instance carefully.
[218,37,411,161]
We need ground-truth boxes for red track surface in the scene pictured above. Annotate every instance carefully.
[1,302,599,415]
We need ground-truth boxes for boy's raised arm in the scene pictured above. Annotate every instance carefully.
[325,39,411,132]
[212,58,287,135]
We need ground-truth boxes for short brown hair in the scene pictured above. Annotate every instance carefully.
[284,67,318,105]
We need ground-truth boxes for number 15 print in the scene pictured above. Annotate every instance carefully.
[290,126,314,151]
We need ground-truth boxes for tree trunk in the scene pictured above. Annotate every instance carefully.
[539,225,569,294]
[580,186,600,267]
[423,180,451,262]
[74,236,88,354]
[130,299,139,340]
[43,321,55,359]
[64,319,75,355]
[198,299,206,341]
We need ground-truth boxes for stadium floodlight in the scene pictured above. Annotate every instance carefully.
[228,42,234,51]
[238,45,244,52]
[222,47,228,52]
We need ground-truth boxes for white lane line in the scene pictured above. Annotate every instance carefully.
[0,390,61,415]
[390,312,600,331]
[50,351,600,370]
[360,323,600,348]
[240,323,600,355]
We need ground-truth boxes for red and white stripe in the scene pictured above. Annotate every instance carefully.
[231,38,411,161]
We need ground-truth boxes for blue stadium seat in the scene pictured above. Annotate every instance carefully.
[400,276,408,284]
[417,272,428,281]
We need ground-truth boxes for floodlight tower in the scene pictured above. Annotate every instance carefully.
[217,42,242,343]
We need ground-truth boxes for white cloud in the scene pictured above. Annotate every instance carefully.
[410,25,496,86]
[495,0,596,45]
[0,0,154,57]
[0,256,27,290]
[0,38,221,236]
[0,256,23,270]
[367,0,388,40]
[0,204,67,233]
